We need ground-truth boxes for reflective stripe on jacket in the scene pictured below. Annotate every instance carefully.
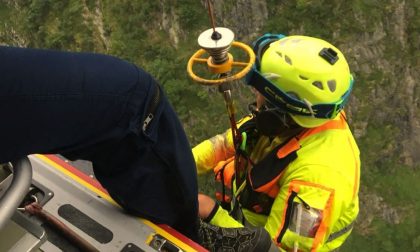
[193,112,360,251]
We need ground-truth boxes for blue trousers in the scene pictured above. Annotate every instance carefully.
[0,46,199,240]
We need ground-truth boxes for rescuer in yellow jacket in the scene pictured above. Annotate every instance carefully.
[194,34,360,251]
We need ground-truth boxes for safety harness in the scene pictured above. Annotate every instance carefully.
[214,117,301,216]
[214,112,348,219]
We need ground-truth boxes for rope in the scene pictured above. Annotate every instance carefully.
[23,202,99,252]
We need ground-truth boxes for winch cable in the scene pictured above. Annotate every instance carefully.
[206,0,218,38]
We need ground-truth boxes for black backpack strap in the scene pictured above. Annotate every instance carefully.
[237,137,300,215]
[249,137,300,190]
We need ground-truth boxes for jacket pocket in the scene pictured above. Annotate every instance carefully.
[276,180,334,251]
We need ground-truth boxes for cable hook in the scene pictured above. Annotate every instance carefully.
[17,194,39,211]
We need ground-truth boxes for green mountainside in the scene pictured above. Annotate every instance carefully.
[0,1,419,251]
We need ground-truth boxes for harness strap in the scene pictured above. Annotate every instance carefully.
[296,112,347,141]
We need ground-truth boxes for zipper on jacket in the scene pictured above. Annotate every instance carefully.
[277,190,298,243]
[142,86,160,132]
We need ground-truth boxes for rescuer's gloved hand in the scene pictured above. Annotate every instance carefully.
[198,219,274,252]
[202,202,243,228]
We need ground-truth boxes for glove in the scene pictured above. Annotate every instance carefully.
[198,219,274,252]
[203,203,243,228]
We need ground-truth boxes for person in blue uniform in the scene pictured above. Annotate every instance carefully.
[0,46,199,241]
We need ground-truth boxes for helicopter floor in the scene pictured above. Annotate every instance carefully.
[0,154,205,252]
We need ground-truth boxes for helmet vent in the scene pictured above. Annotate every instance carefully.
[275,51,283,58]
[263,73,281,80]
[284,55,292,65]
[287,92,300,100]
[312,81,323,90]
[327,80,337,92]
[299,75,309,80]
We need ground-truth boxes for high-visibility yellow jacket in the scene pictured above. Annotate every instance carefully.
[193,112,360,251]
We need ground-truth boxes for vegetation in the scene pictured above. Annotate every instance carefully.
[0,1,418,251]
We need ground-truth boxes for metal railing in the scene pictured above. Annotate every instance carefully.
[0,157,32,230]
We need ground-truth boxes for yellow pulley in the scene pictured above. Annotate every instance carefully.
[187,27,255,86]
